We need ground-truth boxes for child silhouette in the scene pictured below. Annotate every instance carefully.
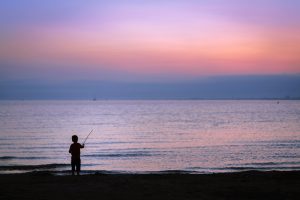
[69,135,84,175]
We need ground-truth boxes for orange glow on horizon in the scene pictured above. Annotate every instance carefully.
[1,8,300,77]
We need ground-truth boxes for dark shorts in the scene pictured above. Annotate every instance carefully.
[71,158,81,171]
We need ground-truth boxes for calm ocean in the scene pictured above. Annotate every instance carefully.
[0,100,299,174]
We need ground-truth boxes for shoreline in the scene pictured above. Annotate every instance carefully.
[1,170,300,200]
[1,163,300,175]
[2,168,300,176]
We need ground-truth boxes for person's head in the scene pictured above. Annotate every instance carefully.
[72,135,78,143]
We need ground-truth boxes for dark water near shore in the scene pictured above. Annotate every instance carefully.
[0,100,299,174]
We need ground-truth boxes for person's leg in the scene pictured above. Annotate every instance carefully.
[76,159,81,175]
[71,160,75,175]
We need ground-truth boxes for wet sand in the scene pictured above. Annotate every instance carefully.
[1,171,299,200]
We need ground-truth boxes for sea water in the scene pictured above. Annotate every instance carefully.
[0,100,299,174]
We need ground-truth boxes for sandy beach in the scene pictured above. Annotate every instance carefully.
[1,171,299,200]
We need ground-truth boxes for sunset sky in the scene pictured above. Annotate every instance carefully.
[0,0,300,99]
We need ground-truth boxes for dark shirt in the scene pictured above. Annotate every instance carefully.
[69,143,84,160]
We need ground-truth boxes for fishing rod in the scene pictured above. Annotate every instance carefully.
[83,129,93,145]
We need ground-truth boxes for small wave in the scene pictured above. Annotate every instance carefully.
[241,161,300,166]
[0,156,48,160]
[0,156,15,160]
[224,166,300,171]
[84,152,157,158]
[0,163,69,170]
[156,170,193,174]
[186,166,300,172]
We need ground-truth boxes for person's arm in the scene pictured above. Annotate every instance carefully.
[80,144,85,148]
[69,145,72,153]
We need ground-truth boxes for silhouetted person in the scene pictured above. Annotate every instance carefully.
[69,135,84,175]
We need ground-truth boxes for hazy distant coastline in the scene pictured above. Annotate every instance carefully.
[1,98,300,101]
[1,75,299,100]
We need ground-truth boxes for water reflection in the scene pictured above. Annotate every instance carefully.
[0,100,299,173]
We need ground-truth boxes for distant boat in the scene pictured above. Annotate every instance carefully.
[92,98,97,101]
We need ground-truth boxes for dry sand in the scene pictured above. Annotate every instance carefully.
[1,171,299,200]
